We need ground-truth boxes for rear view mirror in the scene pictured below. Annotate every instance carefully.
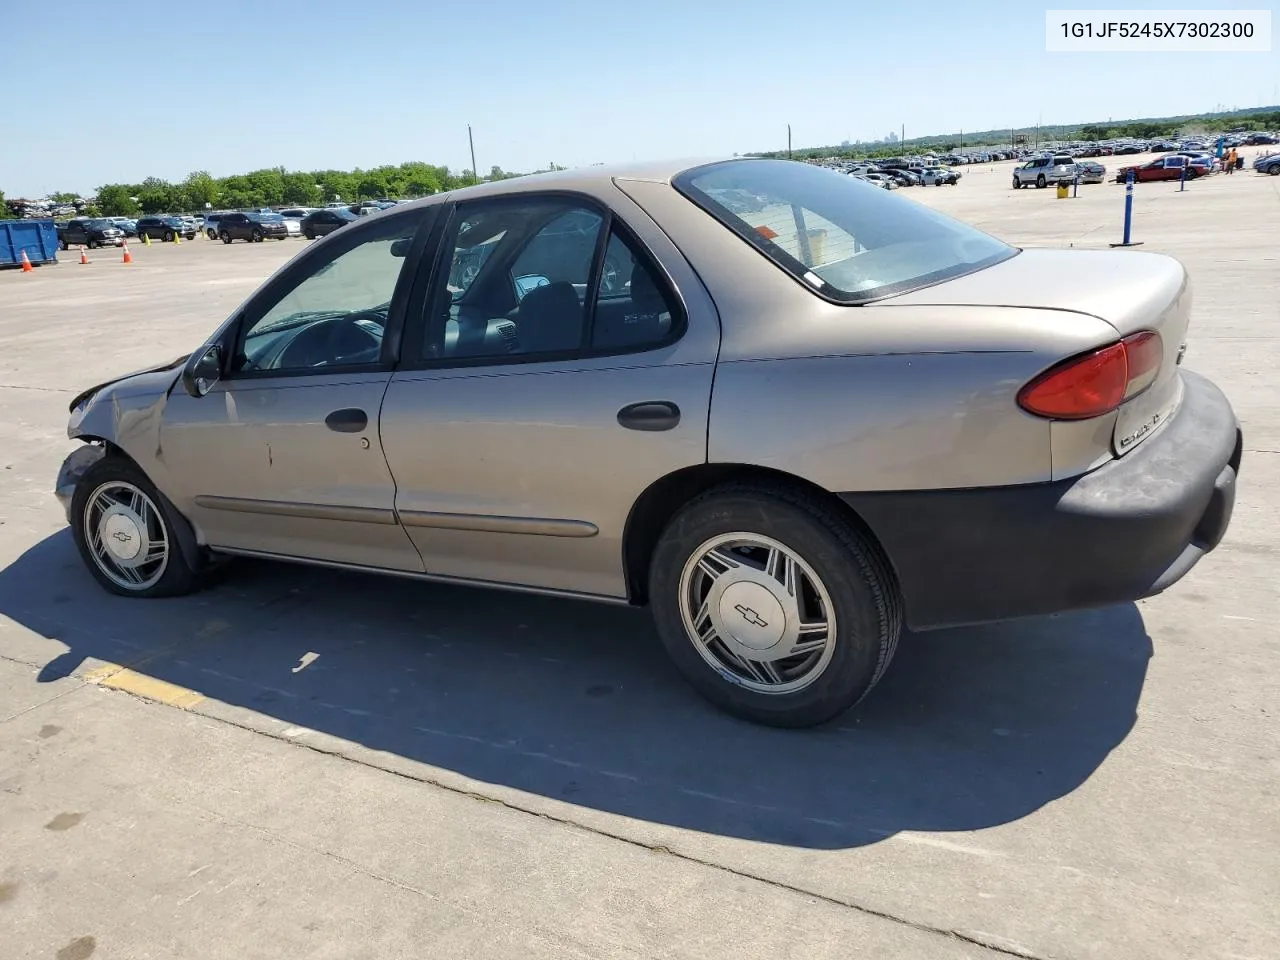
[182,344,223,398]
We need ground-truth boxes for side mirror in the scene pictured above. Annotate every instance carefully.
[390,237,413,258]
[182,344,223,398]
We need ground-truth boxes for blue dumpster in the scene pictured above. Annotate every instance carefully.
[0,219,59,267]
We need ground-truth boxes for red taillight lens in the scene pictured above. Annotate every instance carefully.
[1018,331,1163,420]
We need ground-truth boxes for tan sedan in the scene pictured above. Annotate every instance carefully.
[56,158,1242,727]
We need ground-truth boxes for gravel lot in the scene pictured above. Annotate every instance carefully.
[1,159,1277,960]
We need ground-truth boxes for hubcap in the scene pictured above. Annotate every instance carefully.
[678,533,835,695]
[82,481,169,590]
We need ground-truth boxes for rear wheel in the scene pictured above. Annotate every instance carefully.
[649,483,902,728]
[220,231,232,244]
[70,457,199,598]
[1036,174,1046,188]
[88,239,99,249]
[1270,165,1280,176]
[304,227,315,240]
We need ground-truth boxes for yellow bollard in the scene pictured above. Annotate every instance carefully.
[143,232,151,246]
[174,231,182,244]
[1056,182,1069,199]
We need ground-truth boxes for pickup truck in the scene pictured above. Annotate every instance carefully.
[58,218,126,249]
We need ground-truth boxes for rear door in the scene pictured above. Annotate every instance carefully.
[379,189,719,598]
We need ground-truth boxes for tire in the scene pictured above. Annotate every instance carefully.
[69,456,199,599]
[1269,165,1280,176]
[251,229,262,242]
[207,229,217,240]
[61,239,69,251]
[88,239,99,249]
[1036,174,1046,188]
[163,230,175,242]
[304,228,315,240]
[649,483,902,728]
[220,231,232,244]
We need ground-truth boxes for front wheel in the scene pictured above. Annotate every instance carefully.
[163,230,175,242]
[1269,165,1280,176]
[649,483,902,728]
[70,457,199,598]
[207,229,217,240]
[250,229,263,242]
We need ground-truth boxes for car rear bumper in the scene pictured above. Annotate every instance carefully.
[839,370,1241,631]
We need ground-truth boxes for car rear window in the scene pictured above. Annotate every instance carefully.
[673,159,1014,304]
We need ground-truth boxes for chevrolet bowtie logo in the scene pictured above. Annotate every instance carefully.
[734,604,768,628]
[111,531,132,543]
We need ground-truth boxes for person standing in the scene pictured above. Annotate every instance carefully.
[1226,146,1238,175]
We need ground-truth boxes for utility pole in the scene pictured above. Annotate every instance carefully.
[901,123,905,145]
[787,124,792,159]
[468,125,478,185]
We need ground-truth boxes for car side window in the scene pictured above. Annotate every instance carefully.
[590,229,679,350]
[424,200,604,361]
[232,211,423,375]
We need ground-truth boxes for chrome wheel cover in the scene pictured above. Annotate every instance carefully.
[678,533,835,695]
[82,481,169,590]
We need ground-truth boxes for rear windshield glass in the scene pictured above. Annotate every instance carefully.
[673,159,1014,303]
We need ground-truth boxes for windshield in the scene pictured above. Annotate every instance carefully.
[674,159,1014,303]
[86,219,112,228]
[253,213,284,222]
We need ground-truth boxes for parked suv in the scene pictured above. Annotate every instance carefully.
[217,212,290,243]
[299,208,358,239]
[203,213,229,240]
[1012,155,1077,188]
[58,218,125,249]
[137,216,197,242]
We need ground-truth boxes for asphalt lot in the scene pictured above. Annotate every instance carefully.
[1,159,1277,960]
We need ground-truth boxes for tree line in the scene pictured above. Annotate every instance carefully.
[1,161,536,219]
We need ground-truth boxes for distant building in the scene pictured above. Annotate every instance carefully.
[886,131,899,144]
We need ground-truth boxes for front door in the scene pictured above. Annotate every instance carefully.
[379,192,720,598]
[161,208,431,571]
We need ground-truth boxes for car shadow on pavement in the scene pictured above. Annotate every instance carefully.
[2,529,1152,849]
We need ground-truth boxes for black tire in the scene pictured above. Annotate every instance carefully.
[88,239,99,249]
[164,230,175,242]
[220,231,232,244]
[251,229,262,242]
[1036,174,1046,188]
[207,229,217,240]
[649,483,902,728]
[69,456,199,599]
[1269,165,1280,176]
[61,240,69,251]
[304,228,315,240]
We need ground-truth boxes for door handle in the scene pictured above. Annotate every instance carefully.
[617,401,681,432]
[325,408,368,433]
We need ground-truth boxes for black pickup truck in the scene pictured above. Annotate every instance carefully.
[58,218,126,249]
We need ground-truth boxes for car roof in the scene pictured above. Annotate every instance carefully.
[395,157,726,212]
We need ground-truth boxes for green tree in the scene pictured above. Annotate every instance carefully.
[281,172,322,206]
[0,189,13,219]
[182,170,219,210]
[96,184,140,216]
[244,168,285,206]
[50,191,81,204]
[137,176,177,214]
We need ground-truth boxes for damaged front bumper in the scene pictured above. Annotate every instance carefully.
[54,444,106,522]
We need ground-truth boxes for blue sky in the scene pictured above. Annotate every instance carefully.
[3,0,1276,195]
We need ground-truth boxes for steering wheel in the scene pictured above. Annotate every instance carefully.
[275,311,385,369]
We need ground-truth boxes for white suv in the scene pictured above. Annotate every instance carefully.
[1013,155,1077,189]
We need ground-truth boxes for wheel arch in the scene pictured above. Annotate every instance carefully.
[622,463,898,606]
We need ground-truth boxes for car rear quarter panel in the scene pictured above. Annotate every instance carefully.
[617,178,1119,490]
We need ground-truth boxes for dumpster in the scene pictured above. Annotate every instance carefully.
[0,219,59,268]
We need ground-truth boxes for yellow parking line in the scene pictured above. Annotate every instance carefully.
[83,664,205,709]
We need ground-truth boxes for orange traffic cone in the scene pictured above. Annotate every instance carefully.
[20,249,33,272]
[122,243,133,265]
[79,245,90,265]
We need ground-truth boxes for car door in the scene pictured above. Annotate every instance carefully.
[379,190,720,599]
[159,207,433,570]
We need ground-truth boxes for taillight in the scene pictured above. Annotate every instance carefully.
[1018,331,1163,420]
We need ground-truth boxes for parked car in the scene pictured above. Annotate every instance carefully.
[883,169,920,186]
[918,167,960,186]
[217,212,290,243]
[58,218,125,249]
[136,215,196,242]
[107,217,138,237]
[860,173,898,189]
[1013,155,1077,188]
[203,213,229,240]
[1115,156,1202,183]
[1252,152,1280,175]
[54,158,1241,728]
[299,208,358,239]
[1076,161,1106,184]
[277,207,313,237]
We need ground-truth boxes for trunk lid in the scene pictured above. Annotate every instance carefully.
[891,248,1191,456]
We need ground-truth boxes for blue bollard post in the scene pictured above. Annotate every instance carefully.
[1110,170,1143,248]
